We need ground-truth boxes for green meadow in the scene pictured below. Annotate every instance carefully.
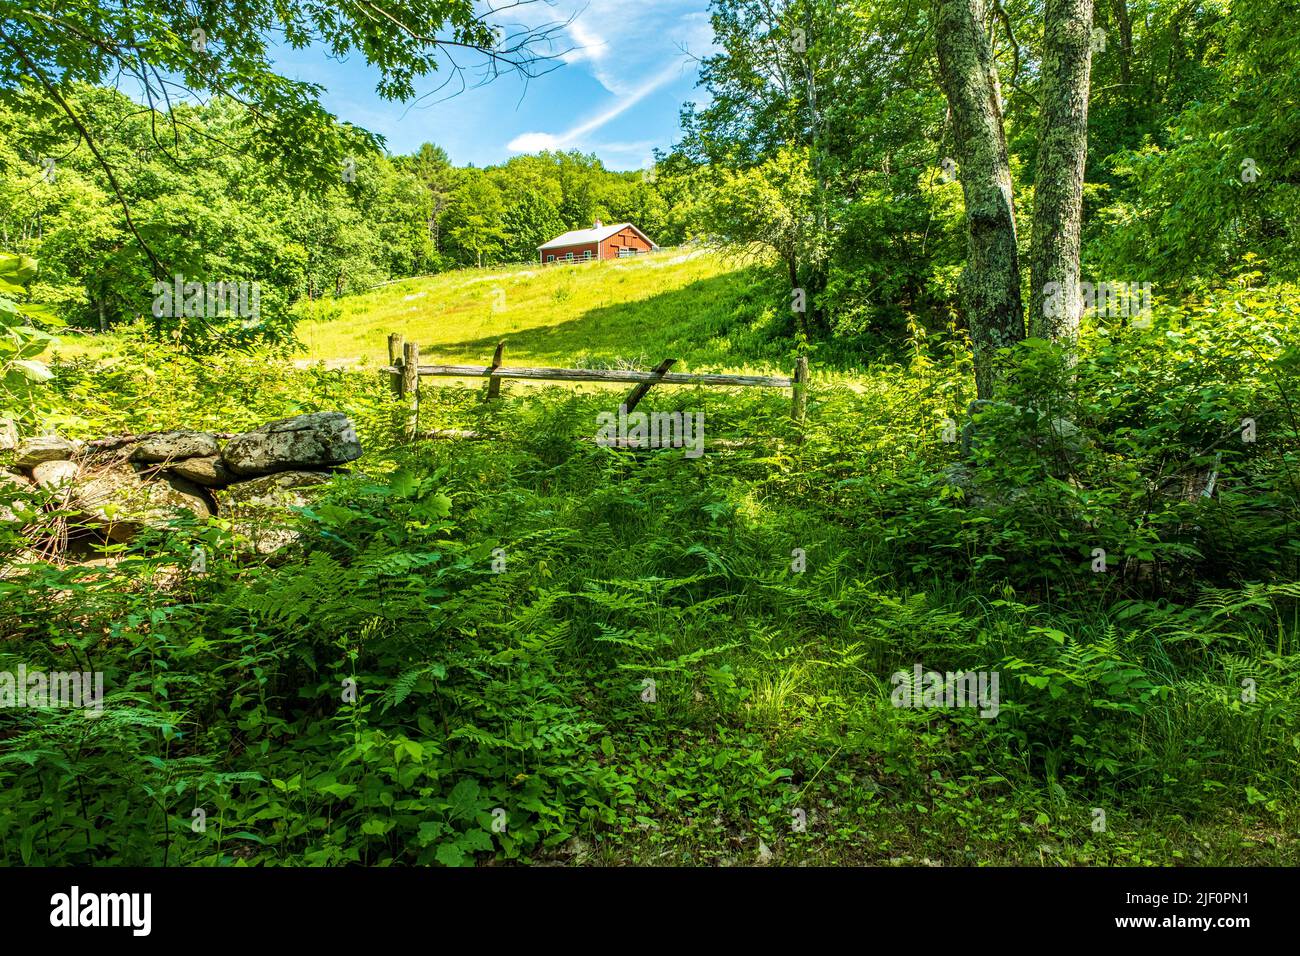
[292,248,797,376]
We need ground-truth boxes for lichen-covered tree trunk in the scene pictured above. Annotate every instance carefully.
[934,0,1025,399]
[1028,0,1094,346]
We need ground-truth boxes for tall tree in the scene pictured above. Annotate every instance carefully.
[445,174,505,268]
[933,0,1024,398]
[501,188,564,263]
[408,143,458,258]
[693,147,819,333]
[1028,0,1094,345]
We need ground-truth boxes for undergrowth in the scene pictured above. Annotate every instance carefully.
[1,279,1297,866]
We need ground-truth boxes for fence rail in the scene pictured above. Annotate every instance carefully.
[380,363,793,389]
[383,333,808,438]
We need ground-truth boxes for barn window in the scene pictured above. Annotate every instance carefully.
[583,250,592,260]
[565,252,573,261]
[546,254,555,262]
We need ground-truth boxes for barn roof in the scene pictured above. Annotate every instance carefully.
[537,222,656,250]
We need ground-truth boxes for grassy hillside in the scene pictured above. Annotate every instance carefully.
[294,248,796,376]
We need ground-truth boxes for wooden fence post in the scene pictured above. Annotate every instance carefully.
[792,354,808,422]
[402,341,420,438]
[388,333,405,396]
[485,342,505,401]
[401,341,420,399]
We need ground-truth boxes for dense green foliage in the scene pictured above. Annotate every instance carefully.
[2,277,1296,865]
[669,0,1300,342]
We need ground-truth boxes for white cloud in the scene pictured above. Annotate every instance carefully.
[507,61,681,152]
[507,131,562,152]
[560,17,607,67]
[562,1,712,97]
[501,0,715,157]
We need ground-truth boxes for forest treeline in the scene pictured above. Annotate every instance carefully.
[0,85,674,338]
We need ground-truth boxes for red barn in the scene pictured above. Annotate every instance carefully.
[538,220,657,265]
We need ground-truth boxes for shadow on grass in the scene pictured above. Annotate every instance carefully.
[422,264,794,372]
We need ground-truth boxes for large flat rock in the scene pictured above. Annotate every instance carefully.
[0,467,30,526]
[72,462,212,542]
[169,455,237,487]
[218,470,332,554]
[222,413,361,477]
[32,459,79,490]
[131,430,221,463]
[15,435,80,469]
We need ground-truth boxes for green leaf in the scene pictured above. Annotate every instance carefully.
[12,360,53,382]
[447,779,482,821]
[317,782,357,799]
[460,829,494,852]
[0,253,38,285]
[435,843,467,866]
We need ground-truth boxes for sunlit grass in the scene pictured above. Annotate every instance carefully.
[294,247,796,375]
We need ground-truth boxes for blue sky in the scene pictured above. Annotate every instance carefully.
[272,1,716,171]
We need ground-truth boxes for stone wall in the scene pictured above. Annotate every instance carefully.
[0,412,362,555]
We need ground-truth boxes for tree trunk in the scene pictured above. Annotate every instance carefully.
[1028,0,1094,346]
[803,5,822,216]
[1112,0,1133,93]
[933,0,1025,398]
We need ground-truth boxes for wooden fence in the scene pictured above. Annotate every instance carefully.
[382,333,809,438]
